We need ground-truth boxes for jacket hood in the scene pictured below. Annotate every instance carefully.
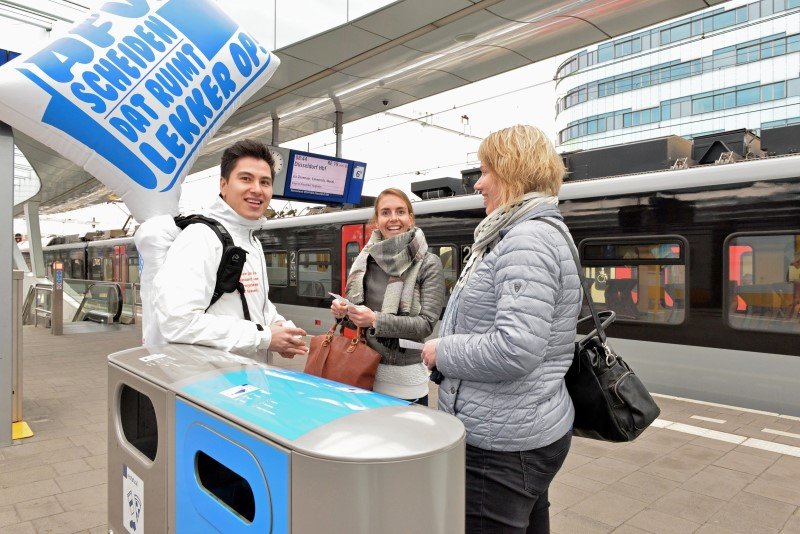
[208,195,266,234]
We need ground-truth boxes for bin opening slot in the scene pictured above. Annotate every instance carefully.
[196,451,256,523]
[119,384,158,461]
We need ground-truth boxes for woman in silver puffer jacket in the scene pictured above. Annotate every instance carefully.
[423,125,581,534]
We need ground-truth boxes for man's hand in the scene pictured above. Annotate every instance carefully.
[268,324,308,357]
[346,305,377,328]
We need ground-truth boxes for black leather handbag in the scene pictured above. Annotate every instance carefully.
[540,219,661,442]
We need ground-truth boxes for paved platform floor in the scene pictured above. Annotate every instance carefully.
[2,324,800,533]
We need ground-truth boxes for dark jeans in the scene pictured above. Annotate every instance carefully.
[465,431,572,534]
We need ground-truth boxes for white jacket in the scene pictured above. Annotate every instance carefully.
[153,197,285,359]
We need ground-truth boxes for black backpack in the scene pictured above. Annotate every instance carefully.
[174,214,261,329]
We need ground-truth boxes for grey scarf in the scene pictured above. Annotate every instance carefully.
[346,227,428,316]
[440,192,558,336]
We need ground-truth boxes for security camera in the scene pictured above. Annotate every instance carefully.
[382,99,389,106]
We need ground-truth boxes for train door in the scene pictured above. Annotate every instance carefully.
[114,245,127,284]
[341,224,365,294]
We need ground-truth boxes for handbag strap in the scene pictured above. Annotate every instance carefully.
[537,218,608,345]
[328,320,367,345]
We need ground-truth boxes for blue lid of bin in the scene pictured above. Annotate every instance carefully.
[179,367,407,441]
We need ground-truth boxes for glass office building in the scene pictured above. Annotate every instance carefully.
[555,0,800,150]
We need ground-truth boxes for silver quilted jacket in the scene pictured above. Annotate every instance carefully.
[436,207,581,451]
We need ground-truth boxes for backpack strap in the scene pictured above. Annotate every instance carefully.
[174,215,255,323]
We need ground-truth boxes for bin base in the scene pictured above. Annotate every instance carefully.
[12,421,33,440]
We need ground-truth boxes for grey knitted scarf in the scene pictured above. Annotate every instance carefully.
[346,227,428,316]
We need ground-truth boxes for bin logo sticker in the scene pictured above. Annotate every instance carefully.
[0,0,279,222]
[220,383,259,399]
[140,353,167,362]
[123,464,144,533]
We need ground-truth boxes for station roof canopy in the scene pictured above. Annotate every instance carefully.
[12,0,727,216]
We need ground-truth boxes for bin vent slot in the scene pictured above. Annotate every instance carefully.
[119,384,158,461]
[196,451,255,523]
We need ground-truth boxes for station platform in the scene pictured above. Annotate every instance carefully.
[2,325,799,533]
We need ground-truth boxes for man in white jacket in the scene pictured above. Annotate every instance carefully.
[153,139,308,361]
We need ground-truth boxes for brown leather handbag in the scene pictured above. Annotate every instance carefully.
[303,322,381,390]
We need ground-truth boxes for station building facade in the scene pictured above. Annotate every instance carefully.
[555,0,800,150]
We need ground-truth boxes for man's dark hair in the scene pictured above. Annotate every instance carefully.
[220,139,275,180]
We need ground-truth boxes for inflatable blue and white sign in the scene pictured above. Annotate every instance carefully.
[0,0,279,221]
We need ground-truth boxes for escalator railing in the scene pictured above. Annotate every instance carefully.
[72,281,124,323]
[30,284,53,327]
[23,279,141,326]
[66,279,141,324]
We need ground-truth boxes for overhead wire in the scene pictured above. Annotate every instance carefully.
[365,101,800,182]
[308,7,798,154]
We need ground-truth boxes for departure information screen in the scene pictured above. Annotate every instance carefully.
[282,149,366,205]
[288,154,349,197]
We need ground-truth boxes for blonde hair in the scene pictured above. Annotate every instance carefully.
[477,125,565,206]
[370,188,415,225]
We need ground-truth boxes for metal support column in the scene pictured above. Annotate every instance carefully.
[1,121,13,447]
[272,116,280,146]
[52,261,64,336]
[334,110,343,158]
[12,270,22,423]
[24,201,45,278]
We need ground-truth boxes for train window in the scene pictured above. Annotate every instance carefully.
[103,256,114,281]
[264,251,288,287]
[430,244,459,296]
[44,252,56,278]
[579,236,688,325]
[127,256,140,284]
[71,259,84,279]
[345,242,360,275]
[725,232,800,334]
[297,249,331,298]
[90,257,103,281]
[68,249,84,279]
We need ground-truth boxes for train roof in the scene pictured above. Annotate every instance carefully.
[40,236,135,250]
[259,153,800,230]
[32,152,800,244]
[86,237,135,248]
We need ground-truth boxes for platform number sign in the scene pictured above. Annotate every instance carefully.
[289,251,297,285]
[123,464,144,533]
[53,261,64,290]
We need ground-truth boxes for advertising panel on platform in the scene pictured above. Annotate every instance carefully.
[0,0,280,222]
[0,0,280,346]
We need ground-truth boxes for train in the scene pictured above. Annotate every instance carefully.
[23,137,800,416]
[21,237,140,286]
